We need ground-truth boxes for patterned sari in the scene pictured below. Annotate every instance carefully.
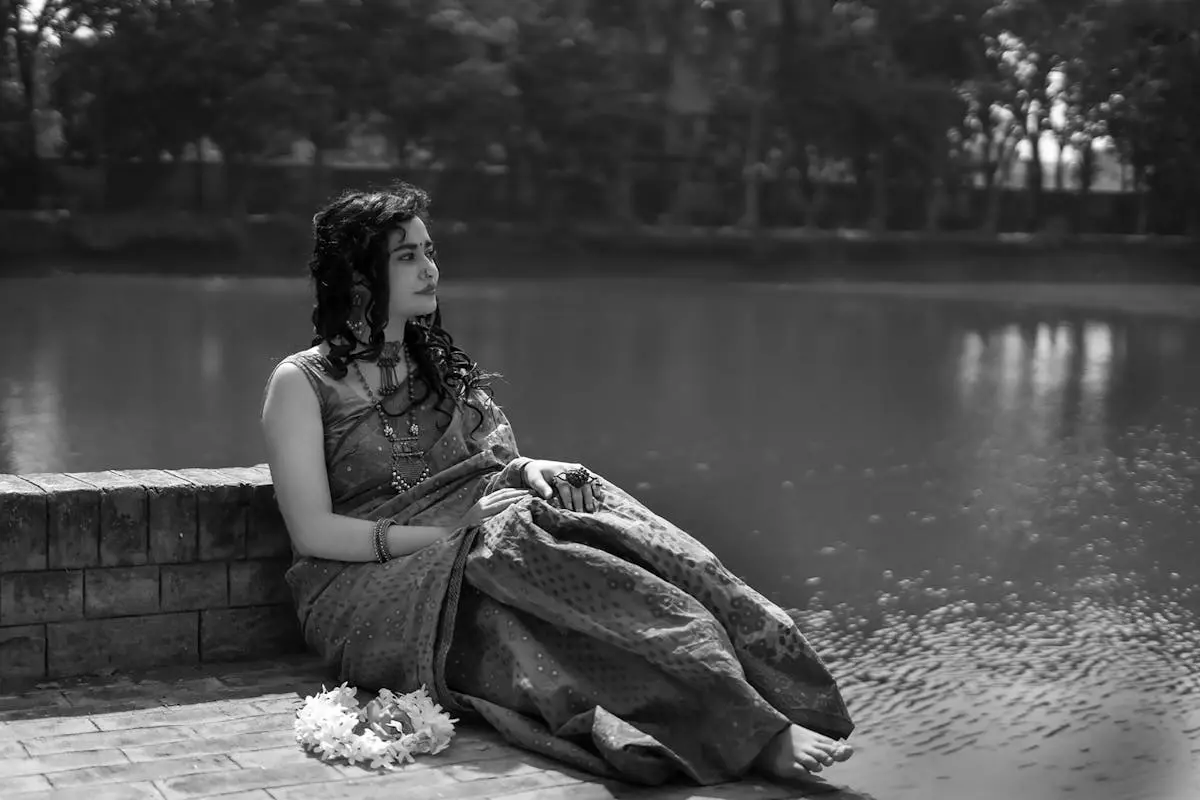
[280,349,853,785]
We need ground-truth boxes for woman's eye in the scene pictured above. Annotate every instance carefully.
[394,247,435,263]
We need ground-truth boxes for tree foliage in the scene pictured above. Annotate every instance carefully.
[1,0,1196,232]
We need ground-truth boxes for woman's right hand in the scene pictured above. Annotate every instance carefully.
[459,488,531,529]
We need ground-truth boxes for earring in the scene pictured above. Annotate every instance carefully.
[348,286,369,340]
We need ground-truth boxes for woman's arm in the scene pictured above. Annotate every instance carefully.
[261,362,451,562]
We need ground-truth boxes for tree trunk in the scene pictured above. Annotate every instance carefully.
[1055,134,1068,191]
[14,30,38,155]
[0,8,10,71]
[924,134,947,232]
[194,139,206,212]
[225,153,249,217]
[1075,137,1095,233]
[663,116,706,225]
[869,148,888,234]
[1026,123,1044,231]
[808,179,827,229]
[983,158,1003,235]
[983,130,1017,235]
[223,152,252,255]
[976,108,998,234]
[12,28,41,207]
[1134,168,1149,235]
[503,138,521,221]
[1025,77,1049,231]
[609,134,637,228]
[925,176,945,233]
[738,92,765,231]
[509,133,539,221]
[783,166,808,227]
[95,94,110,212]
[782,142,815,228]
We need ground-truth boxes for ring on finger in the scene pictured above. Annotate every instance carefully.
[556,467,595,489]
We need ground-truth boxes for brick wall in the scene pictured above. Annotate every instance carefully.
[0,465,305,687]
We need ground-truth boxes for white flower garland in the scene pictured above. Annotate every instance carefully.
[294,683,458,770]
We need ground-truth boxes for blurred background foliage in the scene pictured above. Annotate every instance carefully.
[1,0,1197,235]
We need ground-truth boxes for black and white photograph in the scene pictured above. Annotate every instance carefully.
[1,1,1198,799]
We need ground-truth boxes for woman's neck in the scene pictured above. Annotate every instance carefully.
[379,317,408,342]
[347,320,407,353]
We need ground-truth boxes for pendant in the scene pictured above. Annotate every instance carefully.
[390,451,431,492]
[377,341,404,396]
[408,421,419,436]
[394,437,423,457]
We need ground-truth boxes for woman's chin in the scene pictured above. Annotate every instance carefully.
[405,297,438,316]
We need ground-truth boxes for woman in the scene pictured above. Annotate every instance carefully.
[261,183,855,786]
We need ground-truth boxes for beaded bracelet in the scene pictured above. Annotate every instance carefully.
[372,517,395,564]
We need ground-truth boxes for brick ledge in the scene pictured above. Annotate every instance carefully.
[0,466,302,688]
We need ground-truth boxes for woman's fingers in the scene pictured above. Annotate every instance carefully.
[555,478,572,510]
[479,489,530,517]
[546,469,600,513]
[497,495,525,511]
[525,469,555,500]
[485,488,528,505]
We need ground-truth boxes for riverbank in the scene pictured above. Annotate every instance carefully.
[2,212,1197,283]
[791,281,1200,319]
[0,656,849,800]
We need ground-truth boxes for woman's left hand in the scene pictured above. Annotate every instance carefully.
[521,459,599,513]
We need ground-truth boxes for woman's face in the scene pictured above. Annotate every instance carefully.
[384,216,439,321]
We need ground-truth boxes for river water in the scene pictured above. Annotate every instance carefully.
[1,274,1198,799]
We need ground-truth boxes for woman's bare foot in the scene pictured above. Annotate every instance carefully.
[753,724,854,781]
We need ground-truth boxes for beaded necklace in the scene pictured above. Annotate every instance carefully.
[351,343,431,493]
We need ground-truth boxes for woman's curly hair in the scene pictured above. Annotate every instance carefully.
[308,182,497,432]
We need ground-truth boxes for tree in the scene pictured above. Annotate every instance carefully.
[1097,0,1200,234]
[980,1,1062,227]
[2,0,68,204]
[14,0,1200,235]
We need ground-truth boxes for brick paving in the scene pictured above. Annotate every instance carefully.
[0,656,866,800]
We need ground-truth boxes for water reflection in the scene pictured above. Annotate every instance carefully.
[1,275,1198,798]
[1,341,67,473]
[1082,321,1115,430]
[957,320,1120,450]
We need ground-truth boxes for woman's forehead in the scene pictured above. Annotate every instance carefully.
[387,218,431,245]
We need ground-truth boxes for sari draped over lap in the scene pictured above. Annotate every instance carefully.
[279,349,854,786]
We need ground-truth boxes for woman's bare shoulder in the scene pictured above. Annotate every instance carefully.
[270,345,331,375]
[283,343,329,362]
[264,345,330,399]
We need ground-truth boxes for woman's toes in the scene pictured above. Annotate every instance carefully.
[805,744,834,766]
[812,738,838,754]
[796,753,822,773]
